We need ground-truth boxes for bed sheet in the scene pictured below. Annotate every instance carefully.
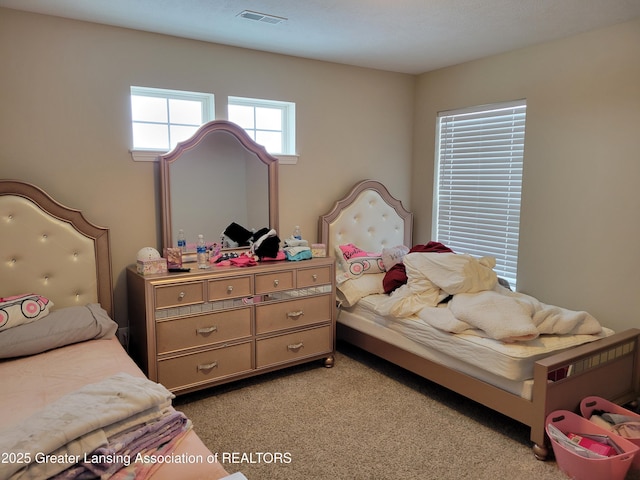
[341,295,613,399]
[0,337,229,480]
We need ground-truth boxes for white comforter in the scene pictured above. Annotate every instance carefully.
[375,252,603,342]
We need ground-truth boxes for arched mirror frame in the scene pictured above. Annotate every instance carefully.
[160,120,279,252]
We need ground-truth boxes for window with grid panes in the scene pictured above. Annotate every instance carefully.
[130,87,214,151]
[228,97,295,155]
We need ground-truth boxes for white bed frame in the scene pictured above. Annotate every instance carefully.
[319,179,640,459]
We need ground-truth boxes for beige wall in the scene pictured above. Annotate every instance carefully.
[2,8,637,334]
[413,18,640,332]
[0,9,415,326]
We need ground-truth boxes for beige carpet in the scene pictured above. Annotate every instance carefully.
[175,342,640,480]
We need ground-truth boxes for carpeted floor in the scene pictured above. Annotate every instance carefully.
[174,342,639,480]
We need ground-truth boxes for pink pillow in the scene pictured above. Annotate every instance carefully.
[0,294,53,332]
[339,243,381,260]
[336,244,385,281]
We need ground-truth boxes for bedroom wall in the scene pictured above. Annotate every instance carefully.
[0,8,415,327]
[412,18,640,332]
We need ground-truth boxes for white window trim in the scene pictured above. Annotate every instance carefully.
[130,90,298,164]
[130,149,298,164]
[130,150,162,162]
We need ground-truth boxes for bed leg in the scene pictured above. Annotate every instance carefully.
[532,443,549,461]
[324,355,335,368]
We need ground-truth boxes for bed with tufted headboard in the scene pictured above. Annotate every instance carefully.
[0,179,113,315]
[319,179,640,460]
[0,180,232,480]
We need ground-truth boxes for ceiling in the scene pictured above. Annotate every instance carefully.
[2,0,640,74]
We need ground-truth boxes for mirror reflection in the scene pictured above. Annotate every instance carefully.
[160,120,278,252]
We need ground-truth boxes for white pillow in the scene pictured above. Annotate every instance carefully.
[381,245,410,269]
[336,274,386,307]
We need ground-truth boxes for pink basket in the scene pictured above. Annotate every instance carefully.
[546,410,638,480]
[581,396,640,470]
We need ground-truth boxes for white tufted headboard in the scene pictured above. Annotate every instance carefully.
[318,180,413,259]
[0,180,113,317]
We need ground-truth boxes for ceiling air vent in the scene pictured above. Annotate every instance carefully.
[237,10,287,25]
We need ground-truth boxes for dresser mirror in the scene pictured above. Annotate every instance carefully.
[160,120,279,252]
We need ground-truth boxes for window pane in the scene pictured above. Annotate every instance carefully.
[169,99,202,125]
[228,105,255,129]
[131,96,167,123]
[256,107,281,130]
[132,122,169,149]
[228,97,295,154]
[170,125,199,149]
[255,131,282,153]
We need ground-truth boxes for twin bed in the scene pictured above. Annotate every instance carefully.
[0,180,232,480]
[319,179,640,460]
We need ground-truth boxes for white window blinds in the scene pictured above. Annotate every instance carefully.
[434,100,526,289]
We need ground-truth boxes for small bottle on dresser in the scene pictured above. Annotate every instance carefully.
[292,225,302,240]
[177,229,186,252]
[196,234,208,269]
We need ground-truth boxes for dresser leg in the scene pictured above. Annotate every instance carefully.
[532,443,548,461]
[324,355,335,368]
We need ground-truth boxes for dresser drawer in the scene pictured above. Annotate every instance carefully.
[208,275,252,301]
[255,270,295,294]
[256,325,332,368]
[155,282,204,309]
[158,342,253,391]
[255,295,332,334]
[157,307,252,354]
[297,266,331,288]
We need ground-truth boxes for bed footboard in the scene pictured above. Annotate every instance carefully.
[340,323,640,460]
[530,328,640,458]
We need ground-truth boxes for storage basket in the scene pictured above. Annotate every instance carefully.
[580,396,640,470]
[546,410,638,480]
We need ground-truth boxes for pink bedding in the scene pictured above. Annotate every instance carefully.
[0,337,229,480]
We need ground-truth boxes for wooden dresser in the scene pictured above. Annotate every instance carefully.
[127,257,335,394]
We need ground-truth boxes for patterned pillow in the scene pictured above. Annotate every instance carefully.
[344,256,385,277]
[0,294,53,332]
[336,244,384,280]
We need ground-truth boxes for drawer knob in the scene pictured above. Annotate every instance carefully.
[287,342,304,352]
[178,291,185,299]
[227,285,234,293]
[196,326,218,336]
[197,361,218,372]
[273,279,279,287]
[312,274,318,281]
[287,310,304,320]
